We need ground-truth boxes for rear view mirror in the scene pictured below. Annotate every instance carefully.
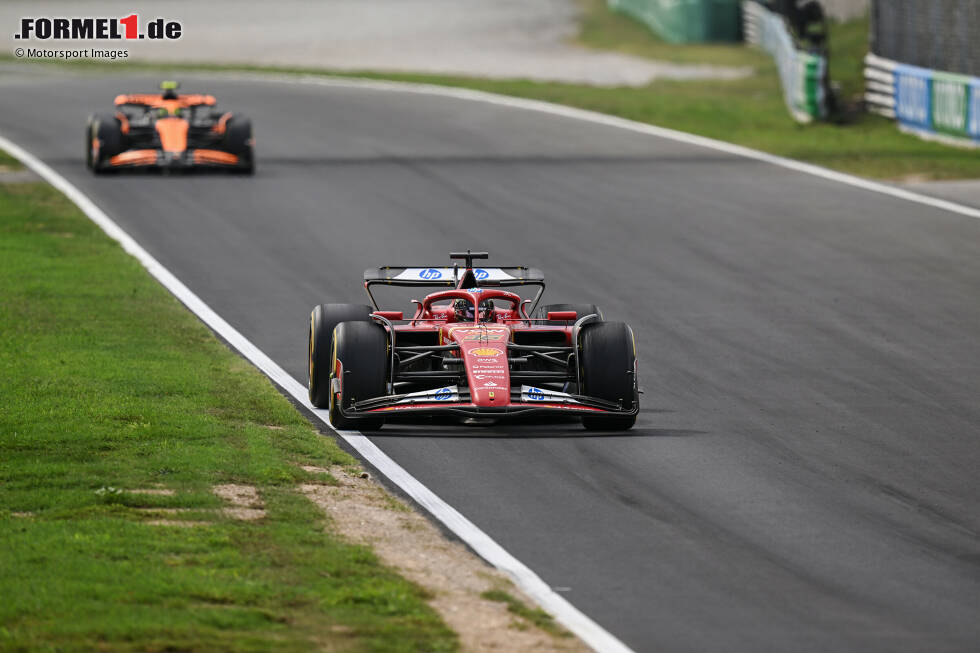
[546,311,577,321]
[373,311,403,321]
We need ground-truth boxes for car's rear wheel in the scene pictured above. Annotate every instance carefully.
[223,115,254,174]
[329,321,388,431]
[87,113,124,174]
[534,303,602,325]
[579,321,637,431]
[309,303,374,408]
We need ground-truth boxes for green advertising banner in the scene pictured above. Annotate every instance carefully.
[608,0,741,43]
[931,73,971,138]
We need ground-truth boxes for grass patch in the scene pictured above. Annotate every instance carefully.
[479,590,569,638]
[825,14,872,102]
[0,147,22,171]
[0,180,457,651]
[576,0,766,67]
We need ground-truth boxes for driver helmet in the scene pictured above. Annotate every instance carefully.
[479,299,495,322]
[453,299,475,322]
[161,80,180,100]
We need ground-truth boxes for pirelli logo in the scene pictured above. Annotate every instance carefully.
[14,15,182,41]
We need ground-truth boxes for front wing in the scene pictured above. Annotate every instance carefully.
[101,148,245,170]
[342,386,637,421]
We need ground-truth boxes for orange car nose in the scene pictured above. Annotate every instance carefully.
[155,117,189,153]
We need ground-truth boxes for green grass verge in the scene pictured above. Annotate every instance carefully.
[824,12,872,101]
[0,147,22,170]
[479,590,569,638]
[0,180,457,652]
[576,0,766,67]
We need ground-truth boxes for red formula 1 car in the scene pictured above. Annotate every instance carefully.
[86,81,254,174]
[308,252,638,431]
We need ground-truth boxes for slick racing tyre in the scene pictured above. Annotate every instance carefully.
[328,321,388,431]
[223,115,255,175]
[87,113,124,173]
[579,321,638,431]
[534,303,602,325]
[309,303,374,409]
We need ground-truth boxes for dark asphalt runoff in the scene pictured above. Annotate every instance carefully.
[2,69,978,653]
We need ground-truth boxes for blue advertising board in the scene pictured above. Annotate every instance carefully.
[969,79,980,140]
[893,62,980,145]
[894,64,931,131]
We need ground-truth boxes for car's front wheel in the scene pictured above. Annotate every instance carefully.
[223,115,254,175]
[579,321,638,431]
[309,303,375,409]
[328,321,388,431]
[87,113,124,174]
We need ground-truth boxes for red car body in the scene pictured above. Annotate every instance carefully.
[309,252,639,430]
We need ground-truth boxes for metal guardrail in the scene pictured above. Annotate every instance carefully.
[865,52,980,148]
[742,0,828,123]
[864,53,896,119]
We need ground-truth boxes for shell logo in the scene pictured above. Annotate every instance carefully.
[470,347,503,357]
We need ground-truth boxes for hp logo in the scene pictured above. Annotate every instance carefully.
[419,268,442,280]
[474,268,490,280]
[434,387,453,401]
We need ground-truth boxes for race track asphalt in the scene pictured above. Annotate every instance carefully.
[1,69,978,652]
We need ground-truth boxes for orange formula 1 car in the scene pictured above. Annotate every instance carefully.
[86,81,254,174]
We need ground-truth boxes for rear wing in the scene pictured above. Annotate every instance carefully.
[363,266,545,311]
[113,93,217,107]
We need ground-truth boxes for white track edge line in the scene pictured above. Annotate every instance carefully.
[0,133,634,653]
[186,69,980,221]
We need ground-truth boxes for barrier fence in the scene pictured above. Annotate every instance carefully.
[870,0,980,78]
[742,1,828,123]
[865,0,980,147]
[865,53,980,147]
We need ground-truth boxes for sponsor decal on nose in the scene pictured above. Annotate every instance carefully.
[470,347,503,357]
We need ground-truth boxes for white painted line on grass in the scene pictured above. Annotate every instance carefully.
[0,133,635,653]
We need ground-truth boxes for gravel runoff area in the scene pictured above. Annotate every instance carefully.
[1,0,750,86]
[301,466,586,653]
